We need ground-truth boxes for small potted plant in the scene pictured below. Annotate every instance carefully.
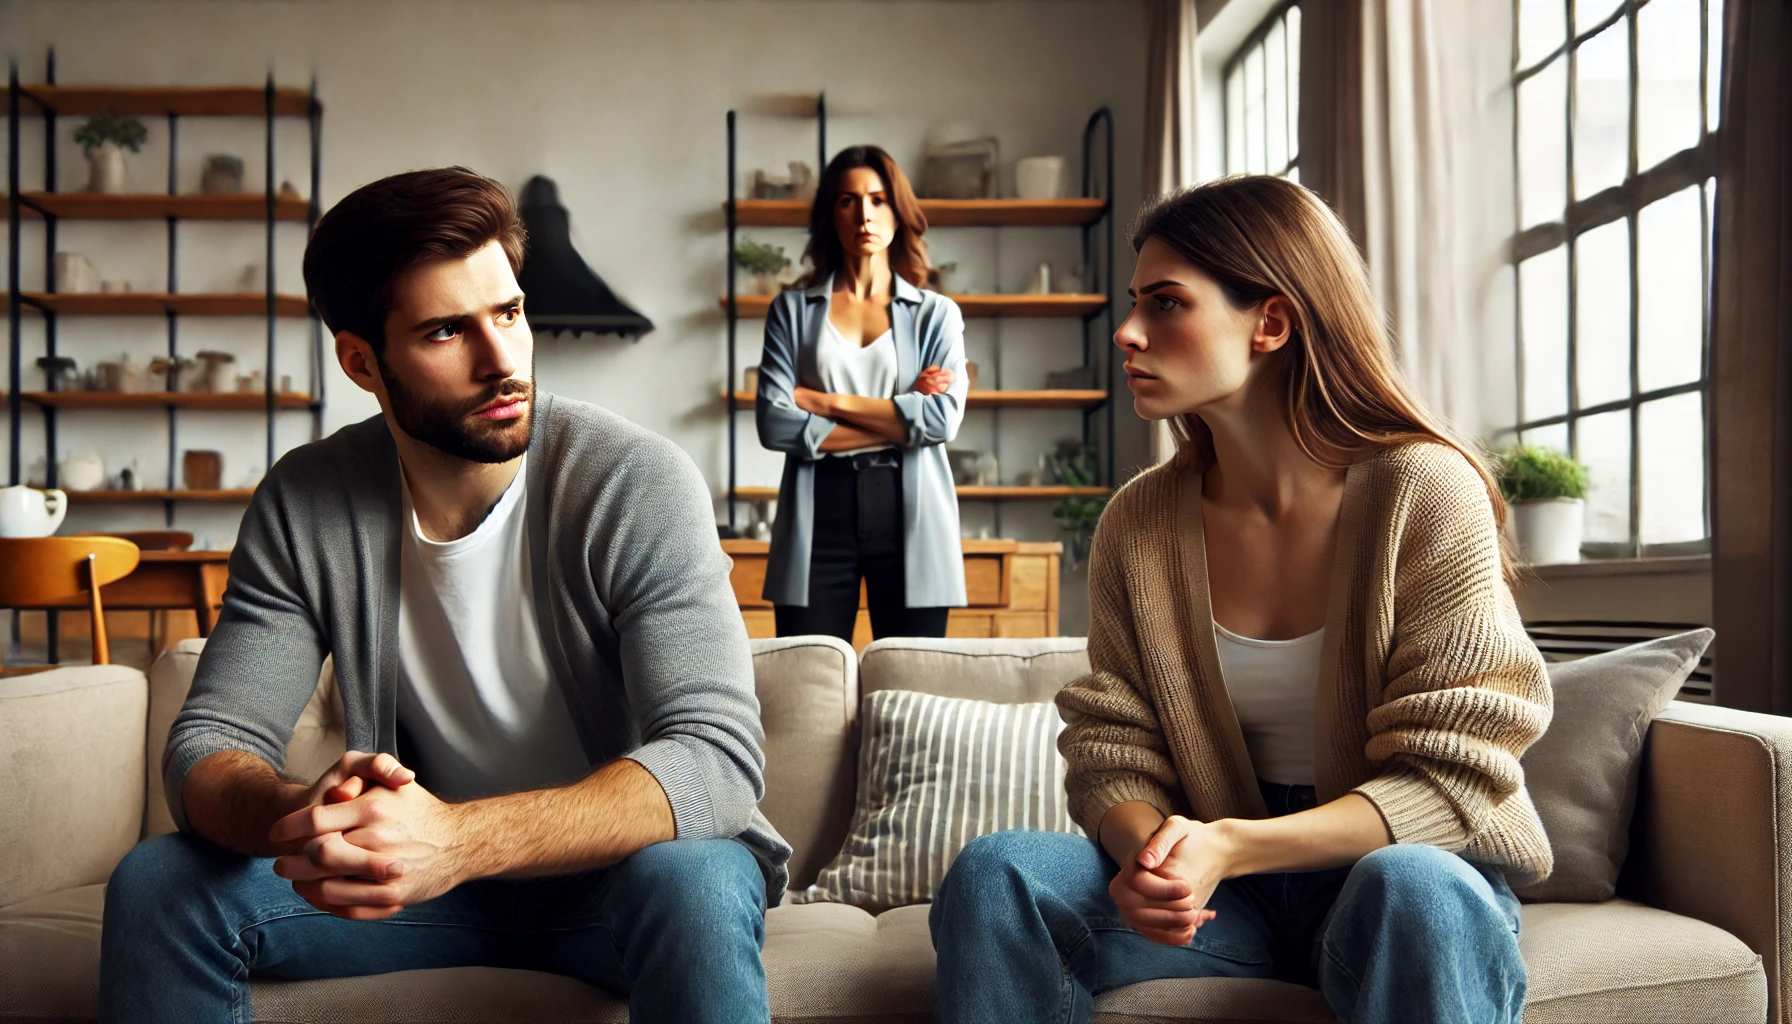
[74,110,148,194]
[1048,440,1110,570]
[1498,444,1590,566]
[735,239,791,295]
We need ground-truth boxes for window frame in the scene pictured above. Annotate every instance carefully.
[1507,0,1719,557]
[1223,0,1301,180]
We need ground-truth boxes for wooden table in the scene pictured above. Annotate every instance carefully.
[721,538,1062,650]
[26,550,231,635]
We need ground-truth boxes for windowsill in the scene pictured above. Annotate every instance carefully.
[1521,554,1711,581]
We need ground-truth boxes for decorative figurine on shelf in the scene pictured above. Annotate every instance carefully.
[74,110,147,194]
[194,351,236,394]
[52,252,100,294]
[734,239,791,296]
[278,179,302,200]
[36,356,78,392]
[59,450,107,492]
[201,154,245,195]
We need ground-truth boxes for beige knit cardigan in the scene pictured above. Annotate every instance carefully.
[1056,442,1555,884]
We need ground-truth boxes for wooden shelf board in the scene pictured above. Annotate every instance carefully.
[65,488,255,504]
[723,293,1106,319]
[10,193,310,221]
[7,292,310,317]
[3,85,312,118]
[732,484,1108,502]
[23,391,313,411]
[729,198,1106,228]
[727,389,1105,410]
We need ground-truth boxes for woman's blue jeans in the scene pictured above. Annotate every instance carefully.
[98,830,770,1024]
[929,783,1525,1024]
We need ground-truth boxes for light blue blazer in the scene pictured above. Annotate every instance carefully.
[755,273,968,608]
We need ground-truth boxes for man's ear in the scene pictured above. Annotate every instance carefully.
[335,332,383,396]
[1252,296,1297,354]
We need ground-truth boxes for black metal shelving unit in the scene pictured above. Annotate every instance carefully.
[6,51,325,521]
[719,98,1117,532]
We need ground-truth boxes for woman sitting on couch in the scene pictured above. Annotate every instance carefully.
[929,175,1553,1024]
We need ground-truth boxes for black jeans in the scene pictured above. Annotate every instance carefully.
[774,452,950,643]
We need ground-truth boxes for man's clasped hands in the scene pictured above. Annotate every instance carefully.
[269,751,466,921]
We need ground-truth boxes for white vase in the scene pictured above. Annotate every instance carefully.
[87,142,128,194]
[1512,498,1585,565]
[1014,155,1066,200]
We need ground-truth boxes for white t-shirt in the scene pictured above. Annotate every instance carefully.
[816,315,898,457]
[396,456,591,801]
[1213,621,1323,787]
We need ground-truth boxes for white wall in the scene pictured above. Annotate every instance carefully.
[2,0,1152,634]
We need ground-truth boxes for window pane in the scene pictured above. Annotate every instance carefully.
[1519,60,1567,228]
[1638,0,1702,170]
[1577,409,1632,544]
[1227,65,1245,174]
[1266,20,1289,173]
[1518,0,1566,68]
[1245,44,1266,174]
[1575,218,1633,408]
[1577,0,1624,35]
[1521,247,1570,421]
[1639,393,1707,544]
[1574,22,1630,199]
[1286,5,1301,167]
[1708,0,1724,132]
[1638,186,1705,391]
[1522,423,1570,456]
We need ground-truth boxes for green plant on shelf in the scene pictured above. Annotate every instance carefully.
[74,110,148,157]
[734,239,791,277]
[1497,444,1589,503]
[1048,440,1108,568]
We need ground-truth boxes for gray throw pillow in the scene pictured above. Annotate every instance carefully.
[1514,628,1715,902]
[790,688,1083,910]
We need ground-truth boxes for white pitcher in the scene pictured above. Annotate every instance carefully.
[0,485,68,538]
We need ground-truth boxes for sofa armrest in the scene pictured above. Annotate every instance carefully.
[1624,699,1792,1023]
[0,665,148,909]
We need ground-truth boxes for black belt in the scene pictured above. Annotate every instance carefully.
[831,450,900,471]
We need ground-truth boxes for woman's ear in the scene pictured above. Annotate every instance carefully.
[1252,296,1296,354]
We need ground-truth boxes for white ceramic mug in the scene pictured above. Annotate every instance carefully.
[1015,156,1066,200]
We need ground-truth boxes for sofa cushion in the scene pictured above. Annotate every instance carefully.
[859,637,1090,703]
[1515,630,1715,903]
[0,666,147,909]
[754,636,860,892]
[796,689,1080,909]
[0,885,1769,1023]
[1519,899,1766,1023]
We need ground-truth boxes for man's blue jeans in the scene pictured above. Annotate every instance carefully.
[929,783,1525,1024]
[99,830,770,1024]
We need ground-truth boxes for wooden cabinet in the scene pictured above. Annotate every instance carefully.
[721,539,1062,650]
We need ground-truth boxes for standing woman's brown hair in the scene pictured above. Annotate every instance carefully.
[801,146,931,288]
[1133,175,1514,576]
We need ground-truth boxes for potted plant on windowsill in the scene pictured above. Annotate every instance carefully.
[74,110,148,195]
[1498,444,1590,566]
[735,239,791,296]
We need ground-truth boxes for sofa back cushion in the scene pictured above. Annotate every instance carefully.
[751,636,860,891]
[858,637,1090,704]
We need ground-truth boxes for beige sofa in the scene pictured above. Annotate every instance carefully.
[1,635,1785,1023]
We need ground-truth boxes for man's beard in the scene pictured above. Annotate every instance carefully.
[379,356,535,464]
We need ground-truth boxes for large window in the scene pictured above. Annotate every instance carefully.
[1508,0,1721,556]
[1225,2,1301,179]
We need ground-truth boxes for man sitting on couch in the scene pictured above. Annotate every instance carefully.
[98,167,788,1024]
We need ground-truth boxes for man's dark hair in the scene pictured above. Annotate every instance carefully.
[302,167,527,350]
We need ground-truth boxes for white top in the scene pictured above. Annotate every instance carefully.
[1213,621,1323,787]
[817,315,899,457]
[396,456,590,801]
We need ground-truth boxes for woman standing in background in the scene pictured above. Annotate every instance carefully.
[755,146,968,643]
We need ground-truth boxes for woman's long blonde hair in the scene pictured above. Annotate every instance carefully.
[1135,175,1514,579]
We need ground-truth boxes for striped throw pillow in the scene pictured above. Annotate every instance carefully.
[791,688,1083,909]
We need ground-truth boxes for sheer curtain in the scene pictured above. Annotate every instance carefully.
[1142,0,1200,465]
[1710,0,1792,714]
[1300,0,1516,440]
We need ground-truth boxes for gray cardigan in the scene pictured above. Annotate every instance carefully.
[755,274,968,607]
[164,393,791,901]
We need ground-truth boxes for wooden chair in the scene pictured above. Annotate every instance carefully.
[75,530,193,552]
[0,537,141,672]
